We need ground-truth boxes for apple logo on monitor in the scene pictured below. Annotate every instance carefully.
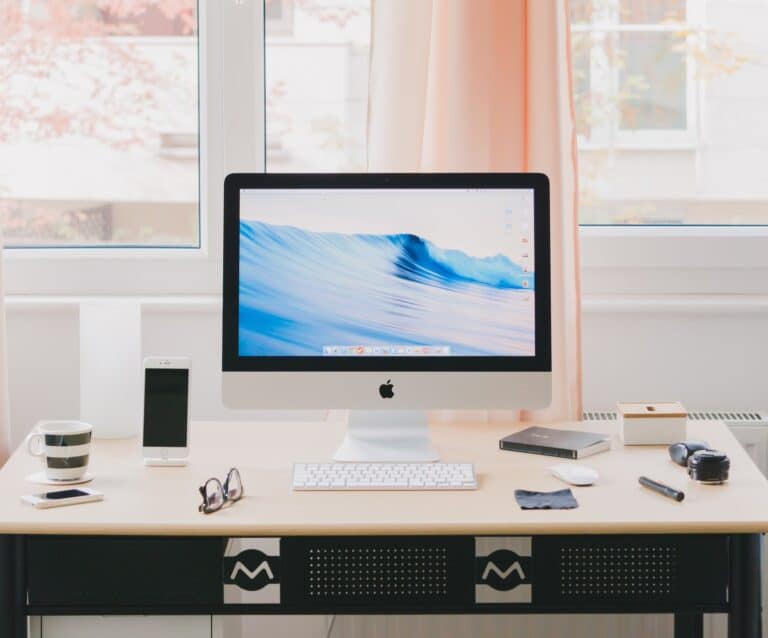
[379,380,394,399]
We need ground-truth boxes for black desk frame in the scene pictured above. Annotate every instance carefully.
[1,532,761,638]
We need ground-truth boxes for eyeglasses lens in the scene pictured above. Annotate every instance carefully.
[227,469,243,501]
[205,479,224,512]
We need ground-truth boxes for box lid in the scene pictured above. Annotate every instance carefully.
[617,401,687,419]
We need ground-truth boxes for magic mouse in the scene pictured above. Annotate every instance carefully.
[549,464,599,486]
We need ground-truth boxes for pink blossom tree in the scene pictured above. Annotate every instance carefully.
[0,0,195,242]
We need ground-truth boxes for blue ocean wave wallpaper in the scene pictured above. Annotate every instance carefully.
[239,221,535,356]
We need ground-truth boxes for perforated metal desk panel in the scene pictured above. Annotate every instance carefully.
[21,533,730,616]
[2,419,767,638]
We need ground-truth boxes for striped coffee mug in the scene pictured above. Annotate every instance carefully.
[26,421,93,481]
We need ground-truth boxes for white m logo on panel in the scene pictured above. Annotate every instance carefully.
[482,560,525,582]
[230,560,275,582]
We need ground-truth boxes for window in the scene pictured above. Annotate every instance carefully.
[0,0,198,247]
[7,1,767,296]
[572,0,689,145]
[264,0,370,171]
[571,0,768,225]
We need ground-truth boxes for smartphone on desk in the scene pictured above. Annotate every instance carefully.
[22,488,104,509]
[142,357,190,466]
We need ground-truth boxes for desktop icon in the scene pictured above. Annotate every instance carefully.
[378,379,394,399]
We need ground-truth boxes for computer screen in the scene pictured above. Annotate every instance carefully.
[238,188,536,358]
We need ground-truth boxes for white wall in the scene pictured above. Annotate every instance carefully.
[6,299,331,448]
[8,305,80,443]
[7,296,767,447]
[581,298,768,411]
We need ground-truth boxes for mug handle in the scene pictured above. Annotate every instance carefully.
[26,432,44,457]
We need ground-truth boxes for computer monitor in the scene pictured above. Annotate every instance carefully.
[222,173,551,461]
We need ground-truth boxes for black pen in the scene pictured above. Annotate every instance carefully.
[639,476,685,502]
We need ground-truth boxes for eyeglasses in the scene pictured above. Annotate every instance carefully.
[198,467,244,514]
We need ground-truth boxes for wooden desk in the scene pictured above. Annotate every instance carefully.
[0,419,765,638]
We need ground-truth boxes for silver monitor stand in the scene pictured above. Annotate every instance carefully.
[333,410,440,462]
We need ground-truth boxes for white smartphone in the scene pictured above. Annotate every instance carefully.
[22,488,104,509]
[142,356,191,466]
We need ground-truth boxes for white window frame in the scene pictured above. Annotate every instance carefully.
[581,226,768,296]
[573,0,700,150]
[4,0,766,301]
[2,1,266,296]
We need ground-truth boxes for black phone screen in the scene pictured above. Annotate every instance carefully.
[143,368,189,447]
[45,489,90,499]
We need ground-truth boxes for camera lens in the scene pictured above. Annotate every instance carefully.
[687,449,730,484]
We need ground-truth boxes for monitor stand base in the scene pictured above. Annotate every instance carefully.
[143,457,188,467]
[333,410,440,462]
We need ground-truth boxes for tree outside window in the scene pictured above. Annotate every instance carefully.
[0,0,198,246]
[571,0,768,225]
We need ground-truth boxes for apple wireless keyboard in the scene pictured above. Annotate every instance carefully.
[292,462,477,491]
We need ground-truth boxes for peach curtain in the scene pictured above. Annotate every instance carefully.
[0,245,9,466]
[367,0,581,422]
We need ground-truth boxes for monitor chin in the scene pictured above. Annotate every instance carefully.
[333,410,440,463]
[221,371,552,411]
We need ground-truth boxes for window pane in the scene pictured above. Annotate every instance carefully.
[619,0,685,24]
[265,0,371,172]
[572,32,593,139]
[620,32,686,130]
[571,1,768,225]
[0,0,198,247]
[570,0,593,24]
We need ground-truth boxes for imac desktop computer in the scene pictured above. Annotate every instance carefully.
[222,173,551,475]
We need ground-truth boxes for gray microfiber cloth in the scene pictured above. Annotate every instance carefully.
[515,488,579,510]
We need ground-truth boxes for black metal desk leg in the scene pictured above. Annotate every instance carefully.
[0,535,14,638]
[1,535,25,638]
[674,613,703,638]
[729,534,762,638]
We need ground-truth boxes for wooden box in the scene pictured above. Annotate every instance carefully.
[618,401,687,445]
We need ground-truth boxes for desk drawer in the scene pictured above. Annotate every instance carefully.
[26,536,223,609]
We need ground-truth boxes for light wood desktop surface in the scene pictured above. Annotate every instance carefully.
[1,419,767,537]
